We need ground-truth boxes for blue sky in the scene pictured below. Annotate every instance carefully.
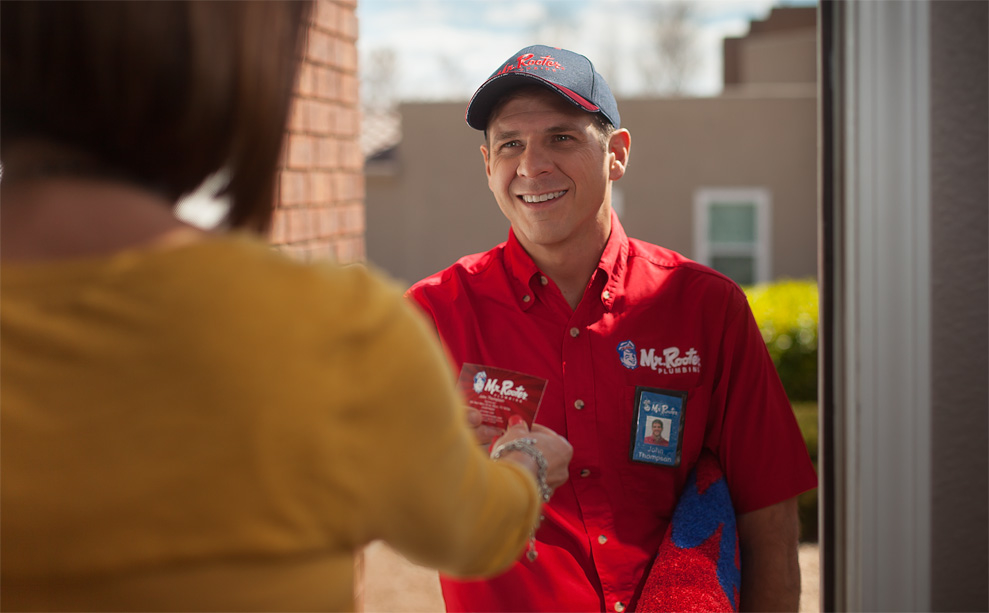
[357,0,818,102]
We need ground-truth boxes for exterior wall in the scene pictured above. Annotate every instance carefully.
[724,6,817,88]
[270,0,365,263]
[929,0,989,609]
[365,92,817,288]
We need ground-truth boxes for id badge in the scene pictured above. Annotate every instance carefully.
[629,386,687,467]
[456,363,548,428]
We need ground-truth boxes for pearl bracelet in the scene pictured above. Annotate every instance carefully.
[490,437,552,503]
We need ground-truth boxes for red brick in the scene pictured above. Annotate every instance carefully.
[313,136,335,169]
[268,208,289,244]
[311,171,332,203]
[341,203,365,234]
[314,66,337,101]
[340,73,359,105]
[334,237,365,264]
[287,133,313,169]
[315,205,340,237]
[309,100,334,136]
[279,171,310,206]
[315,0,337,32]
[295,62,315,96]
[340,8,359,41]
[287,98,308,132]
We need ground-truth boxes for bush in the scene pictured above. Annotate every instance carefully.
[792,402,819,542]
[742,278,819,402]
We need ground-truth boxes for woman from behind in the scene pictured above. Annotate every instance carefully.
[0,2,572,611]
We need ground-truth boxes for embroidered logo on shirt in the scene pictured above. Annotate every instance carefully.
[617,340,638,369]
[618,342,702,374]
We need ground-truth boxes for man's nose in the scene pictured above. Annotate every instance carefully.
[516,144,553,177]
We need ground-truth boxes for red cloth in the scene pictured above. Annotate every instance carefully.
[637,450,739,612]
[407,213,817,612]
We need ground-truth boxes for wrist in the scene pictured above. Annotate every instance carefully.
[491,437,552,503]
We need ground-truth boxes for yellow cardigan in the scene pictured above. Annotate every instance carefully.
[0,235,539,612]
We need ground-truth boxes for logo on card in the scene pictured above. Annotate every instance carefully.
[617,341,702,374]
[473,370,487,394]
[617,340,638,369]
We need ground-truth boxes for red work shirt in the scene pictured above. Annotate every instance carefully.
[406,214,817,613]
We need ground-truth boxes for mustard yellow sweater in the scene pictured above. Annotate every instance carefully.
[0,235,539,612]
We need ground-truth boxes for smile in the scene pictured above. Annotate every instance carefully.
[520,190,567,203]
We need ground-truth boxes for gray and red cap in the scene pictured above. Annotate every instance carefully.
[465,44,621,131]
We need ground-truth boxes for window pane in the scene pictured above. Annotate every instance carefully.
[709,203,756,243]
[711,255,756,285]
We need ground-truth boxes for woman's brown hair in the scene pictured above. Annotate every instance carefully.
[1,1,313,231]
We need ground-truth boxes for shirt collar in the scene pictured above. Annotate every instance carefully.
[503,210,629,312]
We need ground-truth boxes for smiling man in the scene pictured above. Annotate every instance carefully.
[406,45,817,612]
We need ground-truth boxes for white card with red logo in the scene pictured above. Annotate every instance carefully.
[456,363,548,429]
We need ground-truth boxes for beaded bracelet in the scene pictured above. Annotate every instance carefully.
[490,437,551,561]
[490,437,552,503]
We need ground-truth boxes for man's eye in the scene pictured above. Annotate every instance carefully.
[500,141,521,149]
[553,134,573,142]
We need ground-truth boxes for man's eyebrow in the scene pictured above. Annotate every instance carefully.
[491,123,584,142]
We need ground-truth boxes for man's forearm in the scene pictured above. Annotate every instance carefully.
[737,497,802,611]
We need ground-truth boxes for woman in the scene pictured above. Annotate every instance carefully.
[0,2,572,611]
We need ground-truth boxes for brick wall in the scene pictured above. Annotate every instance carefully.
[270,0,365,264]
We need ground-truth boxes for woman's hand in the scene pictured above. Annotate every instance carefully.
[493,415,573,495]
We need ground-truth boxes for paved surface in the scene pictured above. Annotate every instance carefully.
[362,541,821,612]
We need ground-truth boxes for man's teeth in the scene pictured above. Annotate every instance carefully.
[521,190,566,203]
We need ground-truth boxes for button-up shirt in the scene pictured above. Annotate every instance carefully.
[407,214,817,612]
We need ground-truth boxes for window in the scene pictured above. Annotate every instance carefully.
[693,188,771,285]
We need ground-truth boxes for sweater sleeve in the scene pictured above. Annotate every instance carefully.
[321,266,541,578]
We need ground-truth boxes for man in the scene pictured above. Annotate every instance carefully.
[645,419,669,446]
[407,45,817,612]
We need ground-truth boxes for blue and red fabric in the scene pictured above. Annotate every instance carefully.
[636,450,740,612]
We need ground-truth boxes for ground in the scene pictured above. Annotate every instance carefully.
[361,541,821,612]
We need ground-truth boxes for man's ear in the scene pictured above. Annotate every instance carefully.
[480,143,493,178]
[608,129,631,181]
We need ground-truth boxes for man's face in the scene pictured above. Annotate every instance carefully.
[652,421,663,437]
[480,88,629,257]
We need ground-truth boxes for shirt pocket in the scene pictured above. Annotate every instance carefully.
[614,383,710,518]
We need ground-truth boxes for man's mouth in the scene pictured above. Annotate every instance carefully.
[520,190,567,204]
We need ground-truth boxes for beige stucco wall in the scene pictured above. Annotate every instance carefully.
[365,91,817,288]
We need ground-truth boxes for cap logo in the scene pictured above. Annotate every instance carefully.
[496,53,565,76]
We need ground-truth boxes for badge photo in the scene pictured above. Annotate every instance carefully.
[629,387,687,467]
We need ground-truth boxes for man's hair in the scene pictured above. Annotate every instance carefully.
[0,1,312,231]
[483,83,617,147]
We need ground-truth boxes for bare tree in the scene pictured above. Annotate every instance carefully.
[639,0,700,95]
[362,47,398,111]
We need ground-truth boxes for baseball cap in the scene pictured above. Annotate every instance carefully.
[465,45,620,131]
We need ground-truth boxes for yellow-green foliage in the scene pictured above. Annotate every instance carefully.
[743,278,819,401]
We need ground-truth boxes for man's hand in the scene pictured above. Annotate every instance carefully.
[737,496,803,612]
[492,416,573,494]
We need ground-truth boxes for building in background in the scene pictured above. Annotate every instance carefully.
[364,7,817,288]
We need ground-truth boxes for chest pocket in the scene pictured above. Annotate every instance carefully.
[612,384,711,518]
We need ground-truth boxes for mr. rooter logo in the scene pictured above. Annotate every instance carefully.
[496,53,566,76]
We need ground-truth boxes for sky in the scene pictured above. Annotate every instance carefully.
[356,0,818,103]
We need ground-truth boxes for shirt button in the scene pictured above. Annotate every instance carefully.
[540,275,549,285]
[614,602,625,612]
[598,535,608,545]
[602,290,611,300]
[522,294,531,303]
[574,399,585,410]
[580,469,590,477]
[569,327,580,337]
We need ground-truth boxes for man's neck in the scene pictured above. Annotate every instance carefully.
[521,220,611,311]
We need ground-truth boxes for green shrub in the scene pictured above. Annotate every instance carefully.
[792,402,819,542]
[743,278,819,402]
